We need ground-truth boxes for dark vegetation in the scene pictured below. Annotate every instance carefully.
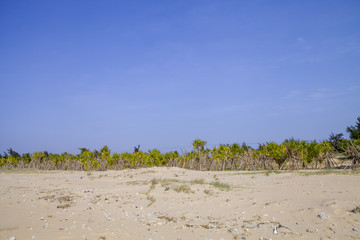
[1,117,359,171]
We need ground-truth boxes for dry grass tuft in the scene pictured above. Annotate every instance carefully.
[350,206,360,214]
[174,184,193,194]
[190,178,205,185]
[204,189,213,195]
[147,195,156,206]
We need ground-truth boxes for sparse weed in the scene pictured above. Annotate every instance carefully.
[141,170,157,174]
[265,170,282,176]
[125,181,143,185]
[190,178,205,185]
[210,181,230,191]
[147,195,156,206]
[234,171,264,176]
[300,169,360,176]
[150,178,159,185]
[174,184,193,193]
[204,189,213,195]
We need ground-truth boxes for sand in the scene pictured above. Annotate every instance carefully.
[0,168,359,240]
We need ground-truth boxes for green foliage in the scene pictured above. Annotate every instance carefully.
[32,152,45,161]
[346,116,360,140]
[264,142,286,166]
[343,139,360,166]
[99,145,112,169]
[121,152,133,167]
[7,148,20,158]
[48,153,62,166]
[0,157,5,167]
[329,132,345,152]
[192,139,207,151]
[110,153,121,167]
[319,141,333,155]
[304,141,320,163]
[78,149,94,170]
[146,149,165,166]
[22,153,31,164]
[1,126,358,171]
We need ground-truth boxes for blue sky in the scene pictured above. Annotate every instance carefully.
[1,0,359,154]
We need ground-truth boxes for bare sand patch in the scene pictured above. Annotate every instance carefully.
[0,168,359,239]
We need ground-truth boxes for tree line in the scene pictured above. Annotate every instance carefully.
[1,117,359,171]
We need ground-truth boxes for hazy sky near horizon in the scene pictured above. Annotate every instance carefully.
[1,0,359,154]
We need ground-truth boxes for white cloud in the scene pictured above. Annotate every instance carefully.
[284,90,302,99]
[308,86,359,100]
[302,57,321,62]
[297,37,305,43]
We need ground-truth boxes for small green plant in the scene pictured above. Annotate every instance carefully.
[210,181,230,191]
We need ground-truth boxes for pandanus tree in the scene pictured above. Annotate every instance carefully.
[211,145,233,171]
[99,145,111,170]
[344,116,360,167]
[46,153,61,170]
[340,139,360,167]
[78,148,95,170]
[111,153,122,169]
[146,149,165,167]
[60,152,76,170]
[280,139,308,170]
[120,152,133,168]
[304,141,320,167]
[0,148,21,168]
[192,139,207,170]
[300,141,334,169]
[264,142,286,169]
[21,153,31,165]
[164,151,179,167]
[31,152,46,168]
[348,139,360,167]
[132,151,147,168]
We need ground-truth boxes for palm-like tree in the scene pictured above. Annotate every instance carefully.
[346,117,360,140]
[192,139,207,170]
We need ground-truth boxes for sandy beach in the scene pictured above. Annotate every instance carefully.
[1,168,359,240]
